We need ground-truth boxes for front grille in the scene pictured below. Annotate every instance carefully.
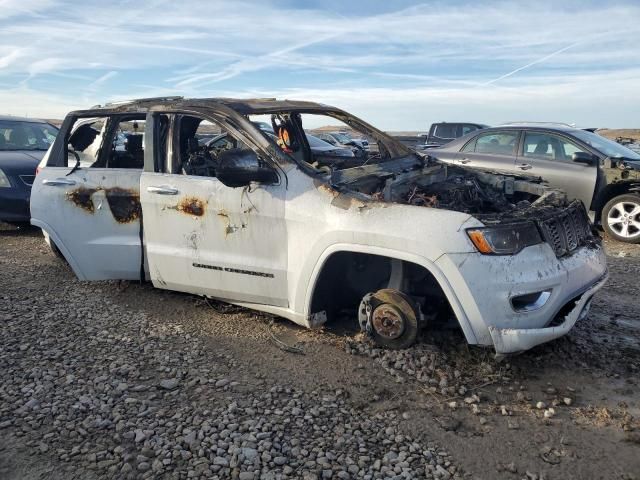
[537,202,592,257]
[19,175,35,186]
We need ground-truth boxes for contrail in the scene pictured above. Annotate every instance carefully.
[481,42,581,86]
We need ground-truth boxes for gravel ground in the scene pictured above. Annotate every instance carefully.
[1,224,639,480]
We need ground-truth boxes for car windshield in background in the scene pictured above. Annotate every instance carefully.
[573,130,640,161]
[0,120,58,151]
[332,133,351,143]
[306,134,333,148]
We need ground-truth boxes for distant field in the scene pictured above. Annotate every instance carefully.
[597,128,640,142]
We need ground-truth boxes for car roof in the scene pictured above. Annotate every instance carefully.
[489,124,579,133]
[0,114,50,123]
[70,96,342,116]
[434,123,588,152]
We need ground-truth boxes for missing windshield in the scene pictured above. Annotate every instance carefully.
[247,112,410,173]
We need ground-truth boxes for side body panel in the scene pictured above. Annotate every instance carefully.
[518,131,598,210]
[30,167,142,280]
[140,172,289,306]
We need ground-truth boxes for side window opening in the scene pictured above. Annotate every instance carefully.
[248,113,385,171]
[103,118,146,169]
[474,131,518,155]
[66,118,107,168]
[173,115,278,188]
[65,115,146,169]
[523,132,586,162]
[433,124,456,139]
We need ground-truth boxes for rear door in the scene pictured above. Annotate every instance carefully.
[455,129,520,172]
[518,131,598,209]
[30,114,146,280]
[140,110,289,307]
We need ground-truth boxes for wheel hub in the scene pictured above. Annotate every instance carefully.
[371,304,405,340]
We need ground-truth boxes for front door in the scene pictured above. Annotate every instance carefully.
[518,131,598,210]
[30,114,146,280]
[455,130,520,173]
[140,111,289,307]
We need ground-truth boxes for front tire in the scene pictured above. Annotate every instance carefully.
[602,194,640,243]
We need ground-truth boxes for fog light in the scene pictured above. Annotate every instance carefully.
[510,289,552,312]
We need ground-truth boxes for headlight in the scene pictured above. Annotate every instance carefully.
[467,222,542,255]
[0,169,11,188]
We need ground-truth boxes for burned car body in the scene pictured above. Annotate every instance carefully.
[31,97,607,356]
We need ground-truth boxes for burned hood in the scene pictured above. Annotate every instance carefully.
[328,155,568,221]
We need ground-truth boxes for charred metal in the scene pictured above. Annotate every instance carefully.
[104,188,141,224]
[66,186,141,223]
[67,187,98,213]
[177,197,206,217]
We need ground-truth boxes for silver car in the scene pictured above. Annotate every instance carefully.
[432,124,640,243]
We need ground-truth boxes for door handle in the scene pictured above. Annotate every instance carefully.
[147,185,179,195]
[518,164,533,170]
[460,158,472,164]
[42,178,76,186]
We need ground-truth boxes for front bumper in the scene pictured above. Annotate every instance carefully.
[435,242,608,355]
[489,272,607,356]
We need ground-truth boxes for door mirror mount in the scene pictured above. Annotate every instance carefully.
[572,152,598,165]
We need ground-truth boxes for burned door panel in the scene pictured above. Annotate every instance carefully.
[140,172,288,306]
[30,168,143,280]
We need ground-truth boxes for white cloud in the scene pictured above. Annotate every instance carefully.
[0,0,638,127]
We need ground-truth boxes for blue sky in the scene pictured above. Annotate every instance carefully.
[0,0,639,130]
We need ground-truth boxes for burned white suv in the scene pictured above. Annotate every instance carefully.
[31,97,607,356]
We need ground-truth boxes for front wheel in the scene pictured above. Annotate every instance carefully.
[358,289,420,349]
[602,194,640,243]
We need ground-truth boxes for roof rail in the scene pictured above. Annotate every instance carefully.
[103,96,184,107]
[500,121,576,128]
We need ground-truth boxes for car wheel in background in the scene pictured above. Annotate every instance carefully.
[602,194,640,243]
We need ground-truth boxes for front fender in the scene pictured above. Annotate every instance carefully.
[298,242,478,345]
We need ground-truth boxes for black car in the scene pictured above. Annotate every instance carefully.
[431,123,640,243]
[0,116,59,224]
[418,122,488,149]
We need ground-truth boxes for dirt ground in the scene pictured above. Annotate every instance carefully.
[1,223,639,480]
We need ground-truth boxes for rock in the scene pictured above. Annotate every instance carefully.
[137,462,150,472]
[273,456,287,466]
[215,378,230,388]
[563,397,573,406]
[544,408,555,418]
[239,473,255,480]
[152,459,164,472]
[536,401,546,410]
[505,462,517,473]
[159,378,180,390]
[24,398,40,410]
